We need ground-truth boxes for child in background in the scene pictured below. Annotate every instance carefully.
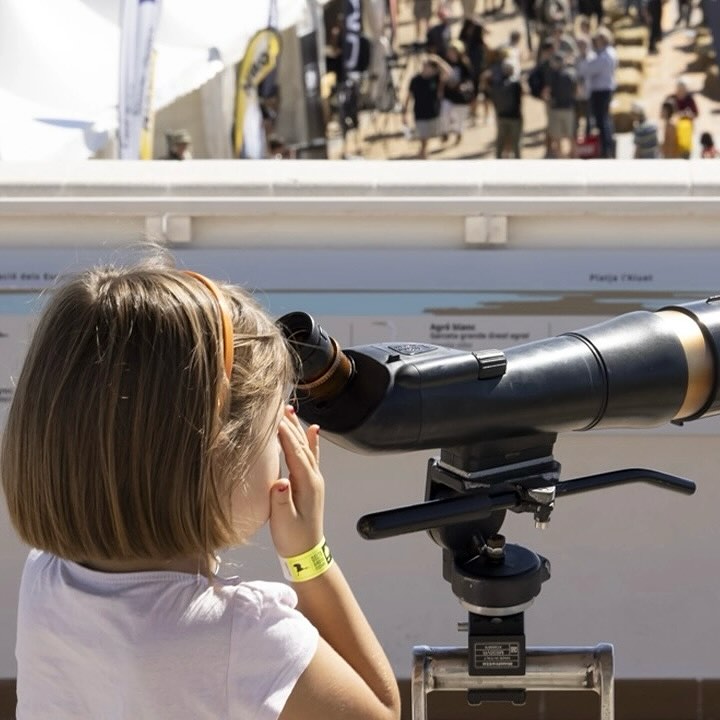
[631,101,659,159]
[2,262,401,720]
[700,131,719,158]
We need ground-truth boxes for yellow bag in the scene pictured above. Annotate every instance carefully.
[676,117,693,156]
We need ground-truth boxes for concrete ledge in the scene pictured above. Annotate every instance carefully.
[0,161,718,249]
[0,160,718,200]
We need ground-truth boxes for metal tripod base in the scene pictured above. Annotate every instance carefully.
[411,643,615,720]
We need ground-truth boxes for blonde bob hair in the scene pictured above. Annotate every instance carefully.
[1,262,294,564]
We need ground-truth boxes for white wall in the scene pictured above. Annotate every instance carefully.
[0,161,718,679]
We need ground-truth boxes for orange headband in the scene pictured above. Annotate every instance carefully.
[183,271,234,382]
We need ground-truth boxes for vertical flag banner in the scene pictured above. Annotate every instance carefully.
[298,0,328,157]
[343,0,363,74]
[118,0,162,159]
[233,28,282,158]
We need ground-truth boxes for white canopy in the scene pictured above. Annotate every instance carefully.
[0,0,325,161]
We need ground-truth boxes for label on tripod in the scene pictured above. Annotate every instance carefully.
[469,636,525,676]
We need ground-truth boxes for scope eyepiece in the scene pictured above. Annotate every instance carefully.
[278,312,354,402]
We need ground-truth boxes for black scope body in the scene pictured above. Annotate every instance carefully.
[278,298,720,453]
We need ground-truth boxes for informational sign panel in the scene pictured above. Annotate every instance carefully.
[0,246,717,434]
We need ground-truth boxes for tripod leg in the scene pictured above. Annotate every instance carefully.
[411,646,430,720]
[595,643,615,720]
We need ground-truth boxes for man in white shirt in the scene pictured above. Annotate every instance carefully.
[586,27,618,158]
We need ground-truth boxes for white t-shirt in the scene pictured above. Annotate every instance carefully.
[16,550,319,720]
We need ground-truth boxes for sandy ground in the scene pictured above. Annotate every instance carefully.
[328,0,720,160]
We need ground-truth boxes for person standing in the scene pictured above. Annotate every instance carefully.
[164,130,193,160]
[575,35,596,137]
[402,55,450,158]
[527,39,556,157]
[413,0,434,43]
[502,30,523,80]
[440,39,475,145]
[578,0,603,26]
[460,16,489,123]
[665,78,697,158]
[426,4,452,56]
[631,102,660,158]
[489,60,523,158]
[675,0,692,26]
[644,0,663,54]
[545,53,577,158]
[586,27,617,158]
[660,99,680,158]
[670,77,699,119]
[517,0,538,52]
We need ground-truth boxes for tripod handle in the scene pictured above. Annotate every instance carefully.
[555,468,696,497]
[357,490,518,540]
[357,468,696,541]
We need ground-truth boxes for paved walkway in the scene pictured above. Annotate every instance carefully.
[330,0,720,159]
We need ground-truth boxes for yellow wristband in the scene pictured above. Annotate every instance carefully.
[280,538,333,583]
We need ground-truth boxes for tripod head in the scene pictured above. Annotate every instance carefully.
[278,299,717,681]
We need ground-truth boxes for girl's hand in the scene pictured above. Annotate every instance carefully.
[269,407,324,558]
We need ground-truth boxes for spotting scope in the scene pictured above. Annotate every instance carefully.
[280,297,720,690]
[279,297,720,453]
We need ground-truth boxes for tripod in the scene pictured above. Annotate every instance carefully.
[357,433,696,720]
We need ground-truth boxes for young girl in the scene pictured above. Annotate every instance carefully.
[1,262,401,720]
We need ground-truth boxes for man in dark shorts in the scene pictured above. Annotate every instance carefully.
[403,55,451,158]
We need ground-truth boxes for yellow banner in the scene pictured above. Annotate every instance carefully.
[233,28,282,158]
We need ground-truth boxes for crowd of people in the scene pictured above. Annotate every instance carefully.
[396,0,718,159]
[160,0,717,161]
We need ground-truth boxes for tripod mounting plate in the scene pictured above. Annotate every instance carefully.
[445,544,551,614]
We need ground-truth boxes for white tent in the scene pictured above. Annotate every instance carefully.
[0,0,327,161]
